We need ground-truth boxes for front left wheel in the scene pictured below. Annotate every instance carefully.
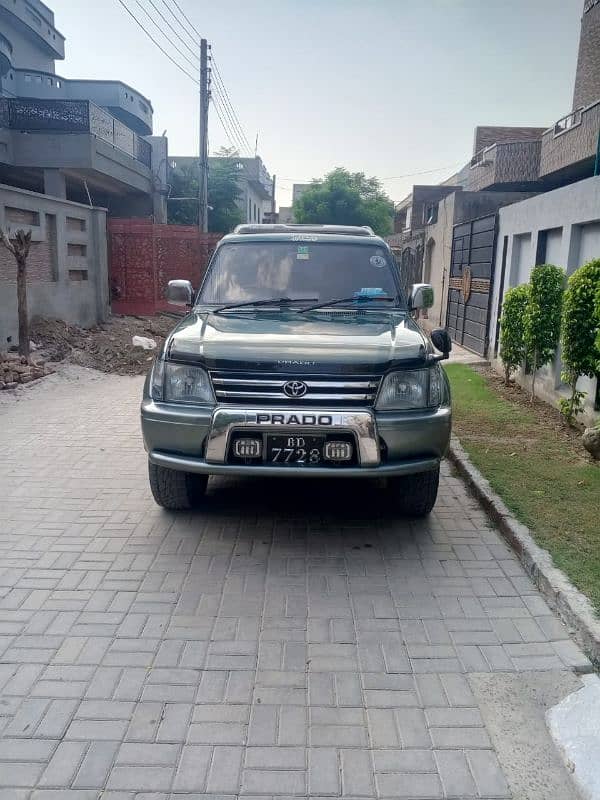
[388,465,440,517]
[148,462,208,510]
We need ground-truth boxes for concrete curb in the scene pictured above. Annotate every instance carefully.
[448,434,600,669]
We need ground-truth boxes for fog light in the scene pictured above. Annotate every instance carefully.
[324,441,352,461]
[234,438,262,458]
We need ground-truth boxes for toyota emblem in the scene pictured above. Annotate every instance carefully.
[283,380,308,398]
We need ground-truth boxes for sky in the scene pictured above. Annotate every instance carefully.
[49,0,584,208]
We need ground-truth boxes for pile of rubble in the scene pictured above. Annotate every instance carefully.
[0,352,54,390]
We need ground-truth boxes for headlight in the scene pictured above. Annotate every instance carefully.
[376,366,443,410]
[152,362,214,404]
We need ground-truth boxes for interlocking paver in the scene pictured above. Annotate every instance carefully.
[0,373,591,797]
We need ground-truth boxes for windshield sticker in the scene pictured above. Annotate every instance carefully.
[370,255,387,268]
[355,288,387,298]
[296,246,310,260]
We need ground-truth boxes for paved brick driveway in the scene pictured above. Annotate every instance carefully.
[0,372,590,799]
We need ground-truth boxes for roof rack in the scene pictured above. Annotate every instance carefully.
[233,224,376,237]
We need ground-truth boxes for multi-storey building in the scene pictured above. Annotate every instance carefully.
[168,155,273,225]
[0,0,167,219]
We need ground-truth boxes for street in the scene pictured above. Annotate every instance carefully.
[0,370,591,799]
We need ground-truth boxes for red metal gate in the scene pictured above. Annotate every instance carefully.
[108,219,222,315]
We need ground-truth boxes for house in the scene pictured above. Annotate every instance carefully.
[0,0,167,220]
[168,155,273,224]
[388,0,599,418]
[0,0,168,346]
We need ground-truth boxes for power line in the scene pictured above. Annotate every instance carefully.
[115,0,199,84]
[210,94,243,153]
[132,0,199,72]
[144,0,199,62]
[168,0,202,40]
[211,83,251,155]
[211,56,253,154]
[275,163,463,184]
[160,0,201,48]
[211,65,250,153]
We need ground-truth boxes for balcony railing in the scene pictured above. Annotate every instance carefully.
[553,109,583,136]
[2,98,152,168]
[540,99,600,178]
[0,97,8,129]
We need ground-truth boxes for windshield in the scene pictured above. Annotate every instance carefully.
[197,242,403,307]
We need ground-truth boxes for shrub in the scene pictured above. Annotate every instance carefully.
[559,259,600,424]
[499,284,530,384]
[523,264,564,401]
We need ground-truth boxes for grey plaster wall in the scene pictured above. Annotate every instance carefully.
[0,183,108,347]
[490,176,600,423]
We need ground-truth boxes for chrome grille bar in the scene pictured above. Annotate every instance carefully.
[210,371,381,406]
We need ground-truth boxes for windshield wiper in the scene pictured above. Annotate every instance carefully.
[300,296,398,313]
[212,296,318,314]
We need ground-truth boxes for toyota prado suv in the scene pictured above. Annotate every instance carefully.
[141,224,452,515]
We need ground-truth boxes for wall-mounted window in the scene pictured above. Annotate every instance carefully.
[66,216,86,232]
[24,74,32,82]
[67,243,87,257]
[56,79,61,88]
[423,203,438,225]
[6,207,40,226]
[68,270,88,281]
[248,197,252,220]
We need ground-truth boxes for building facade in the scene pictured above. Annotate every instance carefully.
[168,155,273,226]
[0,0,167,220]
[488,177,600,423]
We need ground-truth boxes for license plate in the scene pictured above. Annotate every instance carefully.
[266,434,325,465]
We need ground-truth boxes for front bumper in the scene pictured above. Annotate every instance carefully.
[141,398,451,478]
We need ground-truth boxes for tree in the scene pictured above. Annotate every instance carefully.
[0,228,32,360]
[168,153,243,233]
[559,259,600,424]
[293,168,394,236]
[207,158,243,233]
[499,284,529,385]
[168,163,199,226]
[523,264,564,401]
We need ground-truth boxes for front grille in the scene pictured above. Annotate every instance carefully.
[210,371,381,406]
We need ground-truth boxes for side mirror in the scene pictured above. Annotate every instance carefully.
[167,279,193,307]
[409,283,434,311]
[431,327,452,358]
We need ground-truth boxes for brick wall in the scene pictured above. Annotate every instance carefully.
[540,101,600,177]
[0,212,57,282]
[108,219,222,315]
[573,0,600,109]
[0,184,109,346]
[472,126,546,155]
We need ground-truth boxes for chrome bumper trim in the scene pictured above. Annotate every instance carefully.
[205,407,380,466]
[151,450,438,478]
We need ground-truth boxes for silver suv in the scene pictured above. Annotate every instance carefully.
[141,224,452,515]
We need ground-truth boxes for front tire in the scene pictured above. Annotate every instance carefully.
[388,465,440,517]
[148,462,208,510]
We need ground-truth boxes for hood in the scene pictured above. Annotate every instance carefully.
[167,309,430,374]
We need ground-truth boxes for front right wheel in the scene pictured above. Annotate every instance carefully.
[148,461,208,510]
[388,465,440,517]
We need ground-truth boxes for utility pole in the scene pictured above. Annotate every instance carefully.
[271,174,276,217]
[198,38,209,233]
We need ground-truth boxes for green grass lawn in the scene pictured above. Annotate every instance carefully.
[445,363,600,613]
